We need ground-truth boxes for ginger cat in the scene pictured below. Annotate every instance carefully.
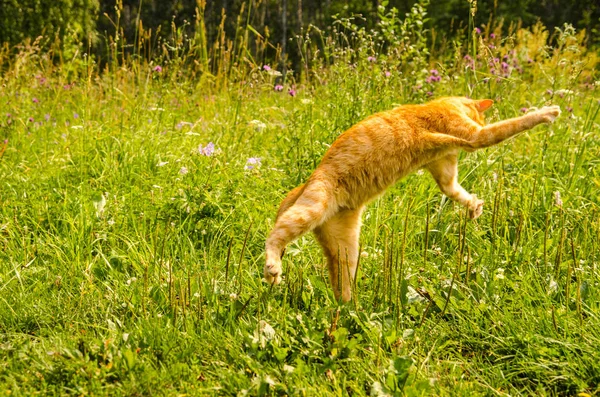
[264,97,560,302]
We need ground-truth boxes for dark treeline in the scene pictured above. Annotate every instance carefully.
[1,0,598,66]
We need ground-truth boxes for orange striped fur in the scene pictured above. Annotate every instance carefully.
[265,97,560,302]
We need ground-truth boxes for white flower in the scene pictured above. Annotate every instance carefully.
[548,279,558,293]
[93,193,107,218]
[156,161,168,167]
[301,98,313,105]
[179,166,188,175]
[494,268,505,280]
[248,120,267,132]
[253,320,276,346]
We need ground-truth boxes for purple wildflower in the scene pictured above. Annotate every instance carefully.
[263,65,271,71]
[179,166,189,175]
[274,84,284,92]
[490,33,496,39]
[199,142,215,156]
[520,107,528,113]
[28,117,34,122]
[33,98,39,103]
[288,88,296,97]
[566,106,573,113]
[367,56,376,62]
[475,27,482,34]
[74,112,79,119]
[153,65,163,73]
[426,91,433,96]
[245,157,262,170]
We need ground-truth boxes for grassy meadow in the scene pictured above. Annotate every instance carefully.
[1,8,600,396]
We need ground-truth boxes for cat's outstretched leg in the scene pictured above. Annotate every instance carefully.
[265,181,333,284]
[314,207,364,302]
[426,153,484,219]
[470,106,560,148]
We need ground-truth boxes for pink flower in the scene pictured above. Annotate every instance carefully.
[274,84,283,92]
[367,56,376,62]
[490,33,496,39]
[33,98,39,103]
[520,107,528,113]
[384,71,391,77]
[263,65,271,71]
[153,65,163,73]
[288,88,296,97]
[475,27,481,34]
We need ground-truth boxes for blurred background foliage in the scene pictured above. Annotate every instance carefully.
[0,0,598,73]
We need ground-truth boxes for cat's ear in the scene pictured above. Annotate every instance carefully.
[476,99,494,112]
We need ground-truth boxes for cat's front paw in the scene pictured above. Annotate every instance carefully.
[264,257,282,285]
[538,105,561,123]
[468,195,484,219]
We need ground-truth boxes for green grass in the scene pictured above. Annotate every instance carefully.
[1,18,600,396]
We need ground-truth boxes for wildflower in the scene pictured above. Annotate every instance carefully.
[554,191,563,207]
[367,56,376,62]
[33,98,39,103]
[384,71,391,77]
[179,166,188,175]
[153,65,163,73]
[93,193,107,218]
[274,84,283,92]
[300,98,312,105]
[548,279,558,294]
[426,91,433,96]
[44,114,51,121]
[198,142,215,156]
[490,33,496,39]
[494,268,505,280]
[474,27,481,34]
[156,161,168,167]
[248,120,266,132]
[482,77,490,83]
[73,112,79,119]
[566,106,573,113]
[28,117,34,122]
[176,121,193,129]
[245,157,262,170]
[520,107,528,113]
[3,139,7,145]
[263,65,271,71]
[288,88,296,97]
[259,320,276,340]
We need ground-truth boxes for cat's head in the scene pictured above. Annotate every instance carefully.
[459,97,494,125]
[439,97,494,125]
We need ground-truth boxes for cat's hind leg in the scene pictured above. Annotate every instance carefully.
[265,181,334,284]
[313,206,364,302]
[425,153,484,219]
